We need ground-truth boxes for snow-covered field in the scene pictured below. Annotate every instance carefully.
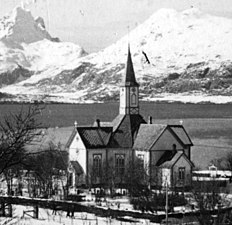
[1,205,157,225]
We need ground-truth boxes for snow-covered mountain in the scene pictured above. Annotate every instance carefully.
[0,7,86,93]
[1,7,232,103]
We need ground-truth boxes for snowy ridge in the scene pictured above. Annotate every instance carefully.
[0,7,52,46]
[1,7,232,103]
[0,6,86,86]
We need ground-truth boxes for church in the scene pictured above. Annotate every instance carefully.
[67,46,194,192]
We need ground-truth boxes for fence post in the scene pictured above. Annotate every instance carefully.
[7,204,12,217]
[1,202,5,217]
[33,205,39,219]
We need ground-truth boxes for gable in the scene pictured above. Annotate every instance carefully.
[69,132,86,161]
[133,124,166,151]
[70,132,86,150]
[151,128,183,151]
[173,154,193,169]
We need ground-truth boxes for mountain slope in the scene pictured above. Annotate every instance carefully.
[0,7,86,89]
[1,7,232,103]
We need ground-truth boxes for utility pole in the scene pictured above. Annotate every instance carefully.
[165,177,168,225]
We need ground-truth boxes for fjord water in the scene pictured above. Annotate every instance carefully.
[0,102,232,127]
[1,102,232,169]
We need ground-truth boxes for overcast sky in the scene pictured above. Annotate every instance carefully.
[1,0,232,52]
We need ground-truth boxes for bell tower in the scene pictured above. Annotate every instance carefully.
[120,46,139,115]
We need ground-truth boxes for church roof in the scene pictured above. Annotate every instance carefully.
[70,161,84,175]
[77,126,112,148]
[122,46,139,87]
[133,124,166,150]
[108,114,146,148]
[160,152,183,168]
[160,152,194,168]
[156,150,177,166]
[133,124,193,151]
[169,125,193,146]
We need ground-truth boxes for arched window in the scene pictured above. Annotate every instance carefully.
[178,167,185,181]
[131,93,136,105]
[115,154,125,176]
[93,154,102,177]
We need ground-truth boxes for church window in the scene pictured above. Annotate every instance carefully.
[115,154,125,176]
[68,173,73,187]
[131,93,136,105]
[178,167,185,181]
[93,154,102,177]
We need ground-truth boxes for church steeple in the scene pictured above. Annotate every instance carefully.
[123,45,139,87]
[120,46,140,115]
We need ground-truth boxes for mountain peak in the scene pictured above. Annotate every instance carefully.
[0,6,53,47]
[181,7,204,18]
[147,8,204,22]
[12,6,31,19]
[1,8,232,104]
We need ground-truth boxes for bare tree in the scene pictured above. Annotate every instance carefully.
[191,178,231,225]
[100,157,117,197]
[223,152,232,172]
[0,104,44,176]
[126,158,150,197]
[26,143,68,198]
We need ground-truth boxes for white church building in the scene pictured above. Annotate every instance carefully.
[66,47,194,192]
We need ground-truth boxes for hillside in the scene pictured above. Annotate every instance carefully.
[0,7,232,103]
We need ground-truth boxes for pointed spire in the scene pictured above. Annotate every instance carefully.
[123,45,139,87]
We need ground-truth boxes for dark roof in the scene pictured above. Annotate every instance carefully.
[160,152,183,168]
[169,125,193,146]
[108,114,146,148]
[160,152,194,168]
[122,46,139,87]
[70,161,84,175]
[156,150,177,166]
[133,124,166,150]
[77,126,112,148]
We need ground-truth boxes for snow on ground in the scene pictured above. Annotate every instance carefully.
[22,40,85,72]
[0,205,158,225]
[144,93,232,104]
[2,91,232,104]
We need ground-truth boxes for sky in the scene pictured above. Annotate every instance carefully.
[0,0,232,52]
